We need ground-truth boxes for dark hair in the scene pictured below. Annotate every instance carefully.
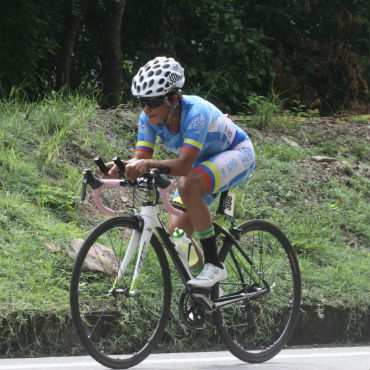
[166,88,183,100]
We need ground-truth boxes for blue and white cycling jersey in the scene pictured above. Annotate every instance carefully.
[136,95,255,202]
[137,95,247,159]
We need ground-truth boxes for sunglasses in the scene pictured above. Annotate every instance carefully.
[139,96,165,109]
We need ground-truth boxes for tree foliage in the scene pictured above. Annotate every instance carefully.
[0,0,369,112]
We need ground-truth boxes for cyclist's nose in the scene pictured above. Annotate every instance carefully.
[143,105,152,114]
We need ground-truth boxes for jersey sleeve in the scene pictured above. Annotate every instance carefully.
[181,107,211,155]
[135,112,156,156]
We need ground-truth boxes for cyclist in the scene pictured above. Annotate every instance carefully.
[102,56,255,288]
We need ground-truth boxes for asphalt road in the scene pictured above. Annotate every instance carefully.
[0,346,368,370]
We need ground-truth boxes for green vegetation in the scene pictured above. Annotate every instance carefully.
[0,93,369,356]
[1,1,369,112]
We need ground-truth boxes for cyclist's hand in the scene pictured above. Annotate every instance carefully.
[97,162,120,178]
[124,159,150,180]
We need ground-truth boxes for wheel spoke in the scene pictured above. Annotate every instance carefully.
[214,220,301,363]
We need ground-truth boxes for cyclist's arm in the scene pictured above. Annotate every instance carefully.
[125,107,209,179]
[125,118,207,178]
[147,147,198,176]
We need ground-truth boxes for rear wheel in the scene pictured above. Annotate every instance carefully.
[213,219,301,363]
[70,216,171,369]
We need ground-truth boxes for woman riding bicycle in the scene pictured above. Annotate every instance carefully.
[101,56,255,288]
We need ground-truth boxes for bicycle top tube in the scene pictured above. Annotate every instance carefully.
[81,168,184,217]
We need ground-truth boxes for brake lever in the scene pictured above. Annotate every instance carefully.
[150,168,171,189]
[113,156,126,177]
[94,156,109,175]
[80,178,88,204]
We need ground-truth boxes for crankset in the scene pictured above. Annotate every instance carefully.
[178,289,207,330]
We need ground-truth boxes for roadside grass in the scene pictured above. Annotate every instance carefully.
[0,92,369,355]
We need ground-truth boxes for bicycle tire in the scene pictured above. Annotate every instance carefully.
[213,219,301,363]
[70,216,172,369]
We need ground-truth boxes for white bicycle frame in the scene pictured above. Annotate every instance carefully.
[86,171,270,310]
[93,179,191,295]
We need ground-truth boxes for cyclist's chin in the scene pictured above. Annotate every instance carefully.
[148,115,163,125]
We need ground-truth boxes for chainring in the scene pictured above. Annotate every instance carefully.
[178,288,206,330]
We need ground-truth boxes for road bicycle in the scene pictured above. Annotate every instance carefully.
[70,156,301,369]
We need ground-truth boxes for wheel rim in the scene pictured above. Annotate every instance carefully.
[71,219,170,365]
[215,222,300,358]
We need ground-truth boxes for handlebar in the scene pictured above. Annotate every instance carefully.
[81,157,183,217]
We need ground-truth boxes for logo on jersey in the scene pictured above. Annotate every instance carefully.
[216,116,236,144]
[189,113,206,130]
[224,126,234,142]
[138,120,148,134]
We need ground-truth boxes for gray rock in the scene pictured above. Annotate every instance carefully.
[67,238,118,276]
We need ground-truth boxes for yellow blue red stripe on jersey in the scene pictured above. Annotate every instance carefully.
[136,140,155,154]
[182,138,203,154]
[193,161,221,194]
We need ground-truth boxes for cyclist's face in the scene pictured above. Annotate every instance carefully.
[143,101,168,125]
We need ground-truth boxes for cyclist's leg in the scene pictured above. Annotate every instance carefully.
[170,139,255,234]
[181,140,255,287]
[168,204,205,271]
[175,169,226,287]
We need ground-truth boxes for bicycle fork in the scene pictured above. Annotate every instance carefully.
[111,207,157,296]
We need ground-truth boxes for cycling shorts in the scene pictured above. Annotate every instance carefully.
[173,139,255,206]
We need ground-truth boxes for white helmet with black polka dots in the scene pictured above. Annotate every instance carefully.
[131,56,185,97]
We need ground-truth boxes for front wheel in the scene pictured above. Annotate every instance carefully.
[70,216,172,369]
[213,219,301,363]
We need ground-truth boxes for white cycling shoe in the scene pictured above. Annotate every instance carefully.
[187,263,227,289]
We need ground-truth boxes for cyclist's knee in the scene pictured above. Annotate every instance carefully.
[178,172,207,201]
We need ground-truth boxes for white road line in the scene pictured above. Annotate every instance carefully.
[0,351,368,369]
